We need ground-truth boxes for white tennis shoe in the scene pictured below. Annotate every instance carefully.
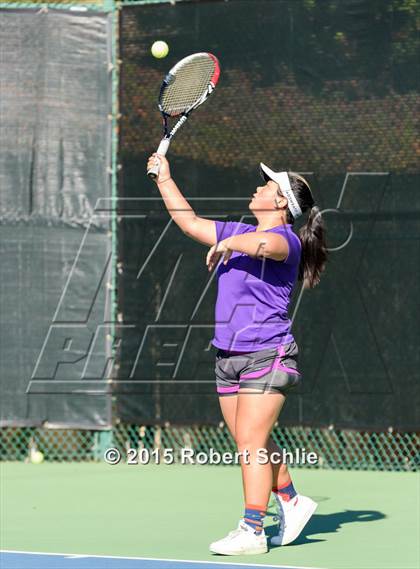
[271,494,317,546]
[209,519,268,555]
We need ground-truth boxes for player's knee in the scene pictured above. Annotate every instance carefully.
[236,430,265,452]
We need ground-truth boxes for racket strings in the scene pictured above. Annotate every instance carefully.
[160,55,216,116]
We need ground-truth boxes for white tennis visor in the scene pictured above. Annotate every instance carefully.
[260,163,302,219]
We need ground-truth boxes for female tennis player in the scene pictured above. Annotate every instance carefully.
[147,153,328,555]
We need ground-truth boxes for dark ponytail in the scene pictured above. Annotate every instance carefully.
[298,205,328,288]
[286,173,328,289]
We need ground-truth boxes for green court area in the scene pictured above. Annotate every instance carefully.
[1,463,419,569]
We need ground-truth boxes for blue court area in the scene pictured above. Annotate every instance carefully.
[0,552,322,569]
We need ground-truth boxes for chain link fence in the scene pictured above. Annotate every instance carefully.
[0,0,106,9]
[0,0,187,9]
[1,425,419,471]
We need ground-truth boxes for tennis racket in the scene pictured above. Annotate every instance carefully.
[147,52,220,180]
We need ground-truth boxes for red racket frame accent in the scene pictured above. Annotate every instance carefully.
[208,53,221,87]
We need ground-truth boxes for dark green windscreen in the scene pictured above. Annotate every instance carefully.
[116,0,419,429]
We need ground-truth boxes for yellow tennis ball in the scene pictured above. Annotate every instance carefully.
[151,41,169,59]
[31,451,44,464]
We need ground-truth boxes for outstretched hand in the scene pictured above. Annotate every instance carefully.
[206,240,232,272]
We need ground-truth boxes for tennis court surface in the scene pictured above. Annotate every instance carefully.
[1,463,418,569]
[0,551,326,569]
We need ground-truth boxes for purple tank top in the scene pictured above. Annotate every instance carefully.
[212,221,301,352]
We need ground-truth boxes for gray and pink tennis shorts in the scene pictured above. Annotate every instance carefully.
[215,341,301,395]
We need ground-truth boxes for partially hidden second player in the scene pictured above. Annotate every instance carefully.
[147,153,328,555]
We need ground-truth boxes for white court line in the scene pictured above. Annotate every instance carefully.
[0,550,327,569]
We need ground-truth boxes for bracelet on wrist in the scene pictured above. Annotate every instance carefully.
[158,177,172,184]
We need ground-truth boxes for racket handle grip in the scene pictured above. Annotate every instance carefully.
[147,138,171,180]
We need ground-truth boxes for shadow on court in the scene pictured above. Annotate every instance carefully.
[266,509,386,547]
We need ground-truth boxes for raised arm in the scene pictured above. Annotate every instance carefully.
[147,154,217,246]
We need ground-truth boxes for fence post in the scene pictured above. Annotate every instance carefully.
[94,430,114,461]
